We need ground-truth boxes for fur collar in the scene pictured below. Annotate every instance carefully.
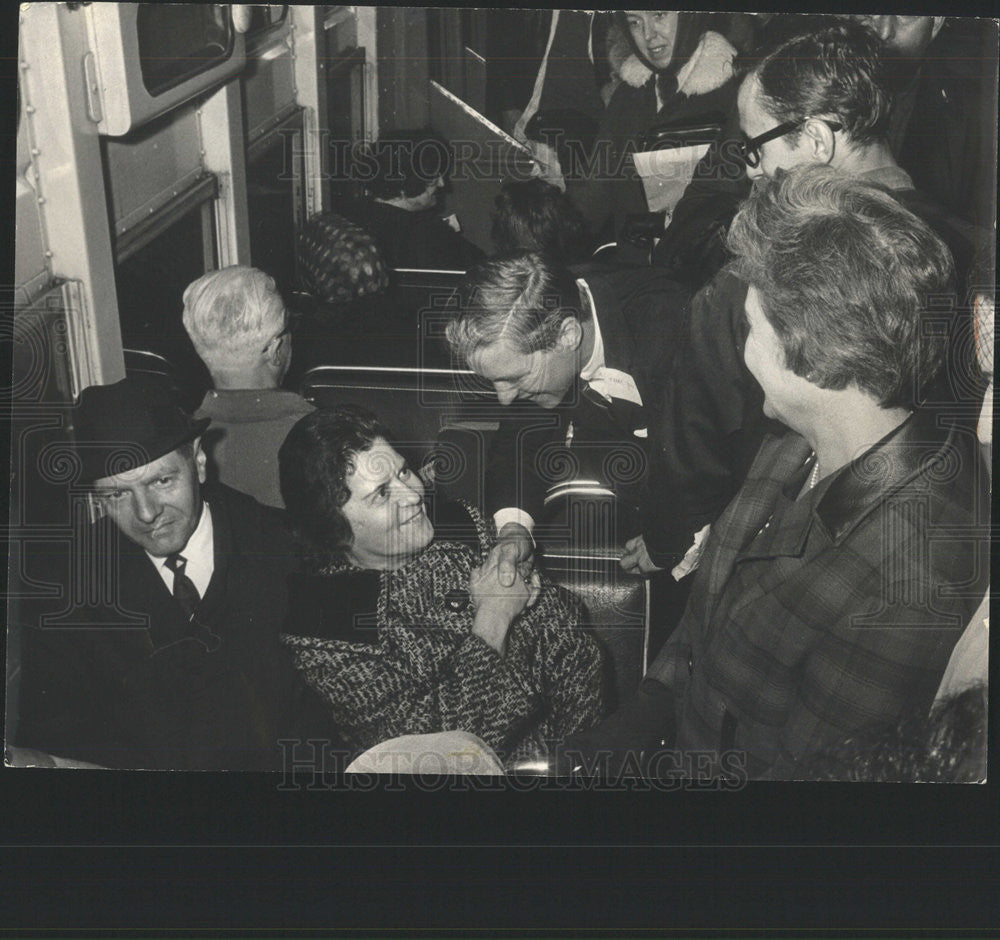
[618,31,736,97]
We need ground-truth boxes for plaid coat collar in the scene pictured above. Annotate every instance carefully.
[736,409,956,565]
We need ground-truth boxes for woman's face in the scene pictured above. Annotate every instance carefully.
[341,438,434,569]
[742,287,810,429]
[625,11,680,71]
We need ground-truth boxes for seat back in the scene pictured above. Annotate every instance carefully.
[537,487,650,710]
[300,363,500,506]
[540,551,649,711]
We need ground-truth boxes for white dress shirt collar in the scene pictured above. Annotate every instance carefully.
[148,501,215,599]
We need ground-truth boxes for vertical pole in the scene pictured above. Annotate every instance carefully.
[18,3,125,388]
[199,81,251,266]
[354,6,380,142]
[290,5,329,216]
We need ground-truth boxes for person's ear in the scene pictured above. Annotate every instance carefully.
[802,119,837,165]
[930,17,946,41]
[192,437,208,485]
[264,330,286,366]
[556,316,583,351]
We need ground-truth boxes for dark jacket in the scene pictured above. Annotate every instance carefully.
[890,18,999,232]
[641,174,988,570]
[486,265,691,529]
[573,31,739,243]
[647,411,989,779]
[14,483,334,770]
[335,197,484,271]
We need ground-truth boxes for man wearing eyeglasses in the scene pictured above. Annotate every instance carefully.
[621,19,983,579]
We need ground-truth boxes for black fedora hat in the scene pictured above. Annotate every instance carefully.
[74,375,211,482]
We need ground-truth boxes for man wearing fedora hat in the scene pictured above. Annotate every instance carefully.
[13,374,334,770]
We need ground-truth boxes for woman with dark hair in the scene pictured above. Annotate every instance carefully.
[334,128,484,271]
[490,178,592,265]
[278,405,606,766]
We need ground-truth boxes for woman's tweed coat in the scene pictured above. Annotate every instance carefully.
[282,503,606,762]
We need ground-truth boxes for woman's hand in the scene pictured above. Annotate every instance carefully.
[469,555,542,656]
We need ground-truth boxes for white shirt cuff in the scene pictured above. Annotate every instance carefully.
[493,508,536,539]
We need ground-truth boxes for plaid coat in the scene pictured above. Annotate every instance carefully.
[647,410,989,779]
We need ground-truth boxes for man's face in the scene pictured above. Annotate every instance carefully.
[341,438,434,569]
[851,14,943,58]
[742,287,802,427]
[469,327,581,409]
[93,442,206,557]
[625,11,680,71]
[737,73,818,181]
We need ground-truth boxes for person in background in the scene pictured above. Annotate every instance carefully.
[565,165,990,780]
[490,178,593,266]
[335,129,484,272]
[849,15,998,232]
[623,20,984,580]
[574,11,740,243]
[182,265,314,509]
[278,405,606,767]
[13,376,333,770]
[649,13,998,289]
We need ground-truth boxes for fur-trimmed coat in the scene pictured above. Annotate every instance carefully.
[282,502,606,763]
[574,29,739,241]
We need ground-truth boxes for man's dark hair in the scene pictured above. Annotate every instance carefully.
[279,405,390,561]
[446,252,587,364]
[365,129,452,200]
[728,165,953,409]
[749,19,894,145]
[491,179,591,265]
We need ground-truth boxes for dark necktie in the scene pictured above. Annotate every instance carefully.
[164,553,201,620]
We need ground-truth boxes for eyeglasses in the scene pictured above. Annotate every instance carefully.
[737,119,843,168]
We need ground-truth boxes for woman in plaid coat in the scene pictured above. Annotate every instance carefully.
[567,166,990,780]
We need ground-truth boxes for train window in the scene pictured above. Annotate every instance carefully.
[247,113,307,292]
[114,197,216,406]
[136,3,234,97]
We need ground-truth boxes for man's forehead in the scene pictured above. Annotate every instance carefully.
[736,73,761,120]
[93,447,190,487]
[470,339,533,378]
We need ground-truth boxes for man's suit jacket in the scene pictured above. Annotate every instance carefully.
[647,410,990,779]
[485,266,690,532]
[14,483,334,770]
